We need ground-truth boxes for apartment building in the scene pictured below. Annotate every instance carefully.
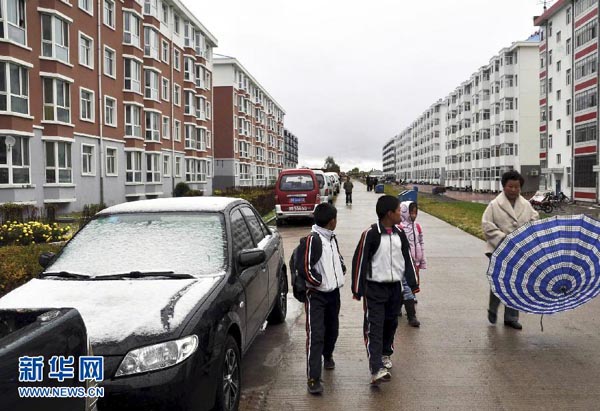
[382,137,396,177]
[384,36,540,193]
[212,57,285,188]
[283,128,298,169]
[0,0,217,212]
[536,0,599,203]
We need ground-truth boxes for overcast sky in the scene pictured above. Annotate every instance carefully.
[184,0,546,172]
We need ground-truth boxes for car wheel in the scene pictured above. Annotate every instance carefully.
[214,336,240,411]
[268,269,288,324]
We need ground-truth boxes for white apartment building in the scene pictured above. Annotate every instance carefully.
[536,0,599,203]
[383,36,541,193]
[382,138,396,177]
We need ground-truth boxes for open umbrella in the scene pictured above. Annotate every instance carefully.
[487,214,600,315]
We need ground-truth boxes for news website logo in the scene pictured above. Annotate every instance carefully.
[18,355,105,399]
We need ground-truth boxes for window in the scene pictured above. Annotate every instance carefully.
[43,77,70,123]
[162,116,170,139]
[81,144,95,175]
[557,119,561,129]
[173,13,180,34]
[174,119,181,141]
[548,50,552,65]
[567,99,572,115]
[184,57,194,82]
[566,68,572,85]
[548,78,553,92]
[184,91,194,115]
[206,101,211,119]
[104,46,116,78]
[575,89,597,111]
[0,62,28,114]
[103,0,115,28]
[163,153,170,176]
[548,22,552,37]
[2,0,27,45]
[566,38,571,54]
[104,96,116,126]
[549,106,553,121]
[123,12,140,47]
[574,155,597,188]
[575,19,597,48]
[557,154,562,165]
[45,141,72,183]
[173,84,181,106]
[41,14,69,63]
[146,153,160,183]
[567,6,571,23]
[125,151,142,182]
[79,33,93,68]
[241,206,266,244]
[557,90,561,100]
[0,135,30,184]
[566,129,572,146]
[145,111,160,141]
[173,48,181,71]
[125,104,142,137]
[575,123,597,143]
[161,1,169,24]
[556,60,561,72]
[79,0,93,15]
[574,53,596,80]
[161,77,169,101]
[124,58,141,93]
[144,69,159,100]
[175,156,181,177]
[144,0,158,17]
[185,124,195,148]
[161,40,169,63]
[557,31,561,42]
[79,88,94,122]
[106,147,117,176]
[144,27,159,59]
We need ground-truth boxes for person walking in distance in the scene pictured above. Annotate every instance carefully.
[297,203,346,395]
[351,195,419,385]
[482,170,538,330]
[343,177,354,205]
[398,201,426,327]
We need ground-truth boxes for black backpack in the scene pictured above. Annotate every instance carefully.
[289,233,318,303]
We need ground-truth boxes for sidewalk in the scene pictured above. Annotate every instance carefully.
[262,180,600,411]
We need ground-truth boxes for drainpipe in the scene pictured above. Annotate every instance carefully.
[97,0,105,204]
[170,10,176,197]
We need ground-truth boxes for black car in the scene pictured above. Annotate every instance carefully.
[0,197,288,411]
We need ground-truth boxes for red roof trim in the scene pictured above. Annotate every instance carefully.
[534,0,568,26]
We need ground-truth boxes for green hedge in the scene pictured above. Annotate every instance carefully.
[0,243,62,297]
[213,187,275,216]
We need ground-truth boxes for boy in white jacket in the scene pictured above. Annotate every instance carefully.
[297,203,346,395]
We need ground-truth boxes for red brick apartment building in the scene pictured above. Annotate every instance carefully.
[212,57,285,189]
[0,0,217,212]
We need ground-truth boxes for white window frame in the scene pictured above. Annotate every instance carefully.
[145,110,160,141]
[81,143,95,176]
[173,13,180,35]
[174,119,181,141]
[0,61,29,115]
[124,58,142,93]
[143,0,158,18]
[160,1,169,25]
[173,83,181,106]
[161,77,170,101]
[104,95,117,127]
[41,14,70,64]
[145,152,161,183]
[161,39,169,63]
[124,103,142,138]
[143,26,159,60]
[175,156,181,177]
[2,0,27,45]
[78,32,94,69]
[104,46,116,79]
[43,77,71,123]
[144,69,159,101]
[162,115,170,139]
[123,12,140,48]
[79,87,94,122]
[45,140,72,184]
[206,130,211,148]
[105,146,118,176]
[103,0,115,29]
[0,135,30,185]
[125,150,142,183]
[163,152,170,177]
[78,0,93,16]
[173,48,181,71]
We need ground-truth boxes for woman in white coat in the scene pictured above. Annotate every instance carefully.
[482,170,539,330]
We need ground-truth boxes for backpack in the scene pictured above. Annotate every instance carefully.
[289,233,318,303]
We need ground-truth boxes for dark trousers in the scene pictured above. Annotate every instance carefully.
[489,290,519,322]
[362,281,402,374]
[305,288,341,380]
[345,192,352,204]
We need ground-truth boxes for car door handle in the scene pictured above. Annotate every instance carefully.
[261,265,267,272]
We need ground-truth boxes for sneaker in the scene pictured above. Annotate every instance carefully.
[307,379,323,395]
[323,357,335,370]
[382,356,392,370]
[370,368,391,385]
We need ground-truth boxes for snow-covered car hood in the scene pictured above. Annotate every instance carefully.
[0,276,223,353]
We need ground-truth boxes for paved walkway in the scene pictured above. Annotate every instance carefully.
[260,181,600,411]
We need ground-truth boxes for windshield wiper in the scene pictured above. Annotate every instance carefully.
[96,271,195,280]
[40,271,92,280]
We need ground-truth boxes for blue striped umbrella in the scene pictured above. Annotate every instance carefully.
[487,214,600,314]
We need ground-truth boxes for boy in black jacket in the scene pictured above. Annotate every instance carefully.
[297,203,346,395]
[351,195,419,385]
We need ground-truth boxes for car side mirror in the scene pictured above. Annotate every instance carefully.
[39,252,56,268]
[238,249,266,267]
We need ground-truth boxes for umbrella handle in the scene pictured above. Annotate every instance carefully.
[540,314,544,333]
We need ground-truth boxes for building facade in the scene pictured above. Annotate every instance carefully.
[283,128,298,169]
[382,137,396,177]
[212,57,285,188]
[0,0,218,212]
[536,0,600,203]
[383,36,541,193]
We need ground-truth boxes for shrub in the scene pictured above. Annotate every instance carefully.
[0,203,39,224]
[213,186,275,216]
[79,203,106,228]
[0,221,71,246]
[0,243,62,297]
[174,182,191,197]
[184,189,204,197]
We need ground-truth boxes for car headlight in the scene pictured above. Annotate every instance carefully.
[115,335,199,377]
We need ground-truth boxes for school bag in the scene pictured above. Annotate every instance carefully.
[289,232,319,303]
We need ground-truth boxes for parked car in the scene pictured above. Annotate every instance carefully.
[0,197,288,411]
[275,169,320,225]
[326,172,340,195]
[311,169,332,204]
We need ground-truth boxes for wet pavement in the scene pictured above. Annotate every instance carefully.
[240,181,600,410]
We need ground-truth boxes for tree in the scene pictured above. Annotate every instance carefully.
[323,156,340,173]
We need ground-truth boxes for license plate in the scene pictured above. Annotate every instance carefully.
[287,205,309,211]
[290,197,304,204]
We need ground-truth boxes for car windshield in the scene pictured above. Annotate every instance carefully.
[47,213,227,277]
[279,174,314,191]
